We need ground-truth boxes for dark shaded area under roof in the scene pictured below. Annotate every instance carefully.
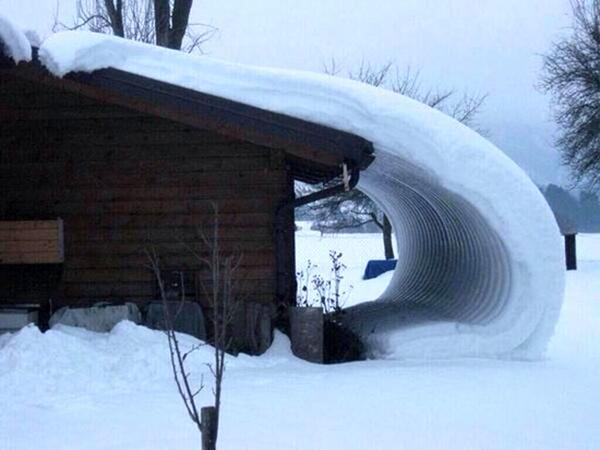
[0,46,374,184]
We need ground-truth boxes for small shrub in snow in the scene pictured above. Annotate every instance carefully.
[296,250,352,316]
[296,251,364,363]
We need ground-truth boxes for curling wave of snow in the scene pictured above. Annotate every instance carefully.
[8,23,565,359]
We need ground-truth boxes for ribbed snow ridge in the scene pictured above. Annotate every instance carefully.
[361,154,511,323]
[342,144,565,359]
[343,153,516,357]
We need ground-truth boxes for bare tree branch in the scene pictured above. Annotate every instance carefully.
[146,247,203,430]
[147,203,240,448]
[55,0,215,53]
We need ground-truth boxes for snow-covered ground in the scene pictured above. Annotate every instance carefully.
[295,222,396,307]
[1,232,598,450]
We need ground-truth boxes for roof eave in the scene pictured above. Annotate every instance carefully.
[2,45,375,183]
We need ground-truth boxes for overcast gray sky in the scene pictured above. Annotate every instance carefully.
[1,0,575,184]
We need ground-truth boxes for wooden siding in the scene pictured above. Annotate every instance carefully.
[0,72,295,310]
[0,220,64,264]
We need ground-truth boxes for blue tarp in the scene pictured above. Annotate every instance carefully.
[363,259,397,280]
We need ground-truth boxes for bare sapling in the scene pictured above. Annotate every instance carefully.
[147,206,241,450]
[147,249,205,436]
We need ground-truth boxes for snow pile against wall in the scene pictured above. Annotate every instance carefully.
[0,321,253,398]
[0,321,294,402]
[49,303,142,333]
[20,27,564,359]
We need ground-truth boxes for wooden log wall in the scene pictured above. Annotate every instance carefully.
[0,73,295,311]
[0,220,64,264]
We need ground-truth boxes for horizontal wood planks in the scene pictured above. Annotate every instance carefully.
[0,220,64,264]
[0,74,295,308]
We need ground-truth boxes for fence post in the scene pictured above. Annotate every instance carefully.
[565,233,577,271]
[289,306,324,363]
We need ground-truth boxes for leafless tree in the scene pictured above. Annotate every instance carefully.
[327,60,488,131]
[54,0,216,52]
[187,211,242,439]
[147,208,240,450]
[147,250,205,434]
[541,0,600,189]
[305,61,487,259]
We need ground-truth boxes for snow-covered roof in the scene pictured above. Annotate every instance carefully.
[0,15,31,63]
[0,16,565,360]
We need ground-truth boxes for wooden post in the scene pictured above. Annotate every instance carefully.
[565,233,577,271]
[201,406,217,450]
[383,214,394,260]
[289,306,324,363]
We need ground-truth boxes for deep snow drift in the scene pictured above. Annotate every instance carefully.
[1,233,598,450]
[2,20,565,358]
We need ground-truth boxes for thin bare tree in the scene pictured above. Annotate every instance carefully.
[328,60,488,131]
[147,207,241,450]
[54,0,216,52]
[187,210,242,437]
[147,250,205,433]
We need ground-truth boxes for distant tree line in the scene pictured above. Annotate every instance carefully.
[540,184,600,234]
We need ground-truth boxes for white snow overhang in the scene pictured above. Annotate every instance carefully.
[0,15,31,65]
[1,21,565,359]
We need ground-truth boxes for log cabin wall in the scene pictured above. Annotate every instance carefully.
[0,72,296,315]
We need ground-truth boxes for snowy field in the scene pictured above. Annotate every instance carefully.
[1,231,599,450]
[295,222,396,307]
